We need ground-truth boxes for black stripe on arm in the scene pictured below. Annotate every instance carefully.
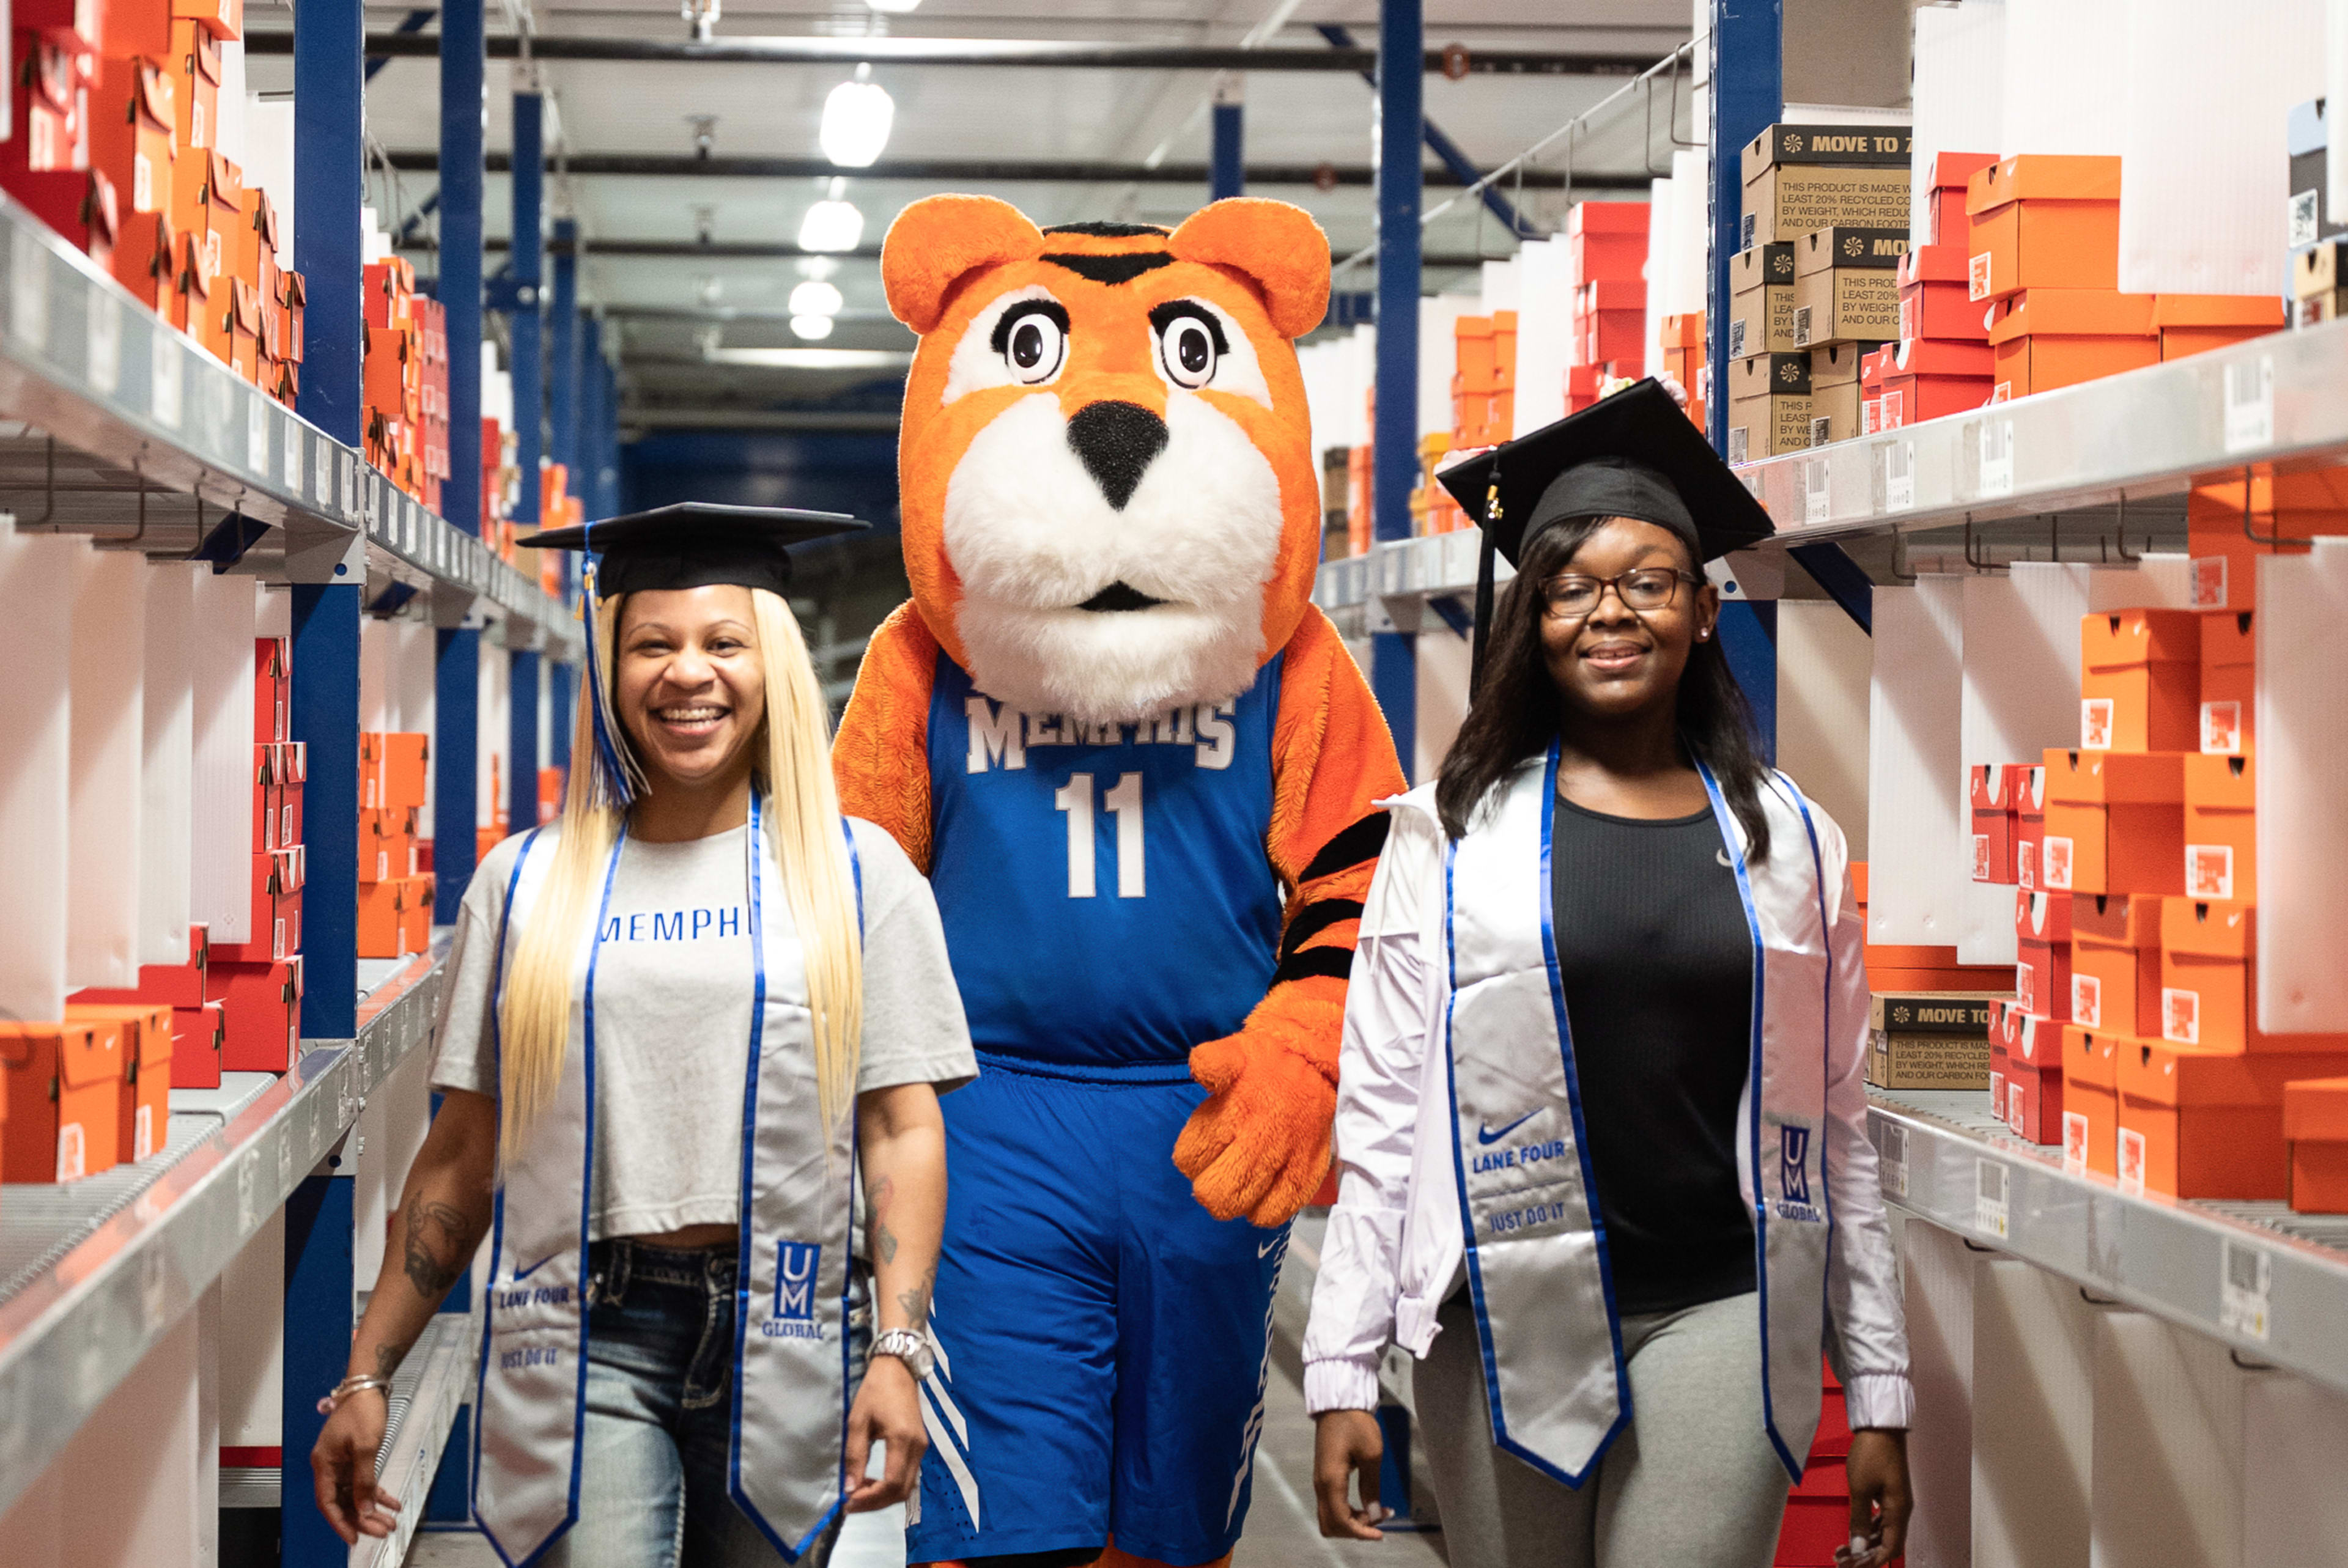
[1299,812,1392,883]
[1277,899,1365,963]
[1272,944,1357,985]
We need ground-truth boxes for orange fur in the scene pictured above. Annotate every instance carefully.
[832,602,940,872]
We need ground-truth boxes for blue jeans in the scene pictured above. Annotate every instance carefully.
[539,1239,868,1568]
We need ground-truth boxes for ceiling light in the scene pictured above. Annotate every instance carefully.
[798,182,865,252]
[791,314,836,340]
[789,279,844,316]
[864,0,921,13]
[819,64,894,168]
[707,346,912,369]
[795,255,840,281]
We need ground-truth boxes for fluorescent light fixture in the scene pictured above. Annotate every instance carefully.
[865,0,920,12]
[705,347,914,369]
[798,183,865,252]
[788,279,844,317]
[790,312,836,340]
[820,64,894,168]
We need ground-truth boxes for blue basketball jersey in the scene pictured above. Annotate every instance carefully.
[926,652,1285,1070]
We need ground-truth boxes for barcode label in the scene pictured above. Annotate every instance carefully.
[1729,317,1748,358]
[2288,190,2319,250]
[2223,356,2274,452]
[2220,1239,2271,1341]
[1887,438,1915,512]
[1975,1158,2010,1239]
[1728,426,1749,465]
[10,229,49,354]
[1978,417,2014,497]
[1880,1123,1908,1200]
[248,394,270,472]
[286,417,305,490]
[1793,304,1814,347]
[86,288,122,396]
[1805,455,1831,521]
[151,335,183,429]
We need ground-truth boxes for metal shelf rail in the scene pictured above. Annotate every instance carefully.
[1870,1091,2348,1398]
[0,194,578,658]
[0,949,449,1521]
[1736,318,2348,545]
[352,1307,479,1568]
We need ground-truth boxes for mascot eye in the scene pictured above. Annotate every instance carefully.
[1001,311,1066,383]
[1159,317,1219,388]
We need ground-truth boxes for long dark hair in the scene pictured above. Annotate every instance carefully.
[1434,515,1774,858]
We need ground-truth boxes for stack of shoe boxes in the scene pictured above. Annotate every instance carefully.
[360,732,435,959]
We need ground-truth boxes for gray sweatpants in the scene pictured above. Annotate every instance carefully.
[1414,1289,1792,1568]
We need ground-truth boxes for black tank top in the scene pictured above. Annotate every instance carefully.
[1550,793,1758,1316]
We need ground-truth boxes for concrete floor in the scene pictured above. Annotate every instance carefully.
[404,1340,1445,1568]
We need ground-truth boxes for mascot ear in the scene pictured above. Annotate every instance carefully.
[1170,199,1331,340]
[882,196,1048,334]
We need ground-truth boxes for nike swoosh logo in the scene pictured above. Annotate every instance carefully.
[1716,848,1734,869]
[1258,1237,1282,1257]
[1478,1111,1540,1146]
[514,1250,564,1280]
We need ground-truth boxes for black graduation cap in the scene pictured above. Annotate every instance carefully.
[1434,379,1776,690]
[519,502,868,600]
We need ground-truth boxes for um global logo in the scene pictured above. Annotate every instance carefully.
[775,1241,820,1320]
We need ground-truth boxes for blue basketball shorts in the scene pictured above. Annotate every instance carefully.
[907,1056,1290,1567]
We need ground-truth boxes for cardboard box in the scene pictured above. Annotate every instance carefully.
[1727,242,1796,358]
[1925,150,1999,246]
[2151,293,2284,361]
[1869,1031,1992,1092]
[66,1002,173,1162]
[2014,764,2047,890]
[2284,1076,2348,1213]
[166,18,219,152]
[2070,894,2160,1036]
[1740,123,1912,248]
[174,0,244,45]
[2039,748,2185,898]
[2062,1025,2124,1176]
[1567,228,1644,284]
[213,958,299,1073]
[1965,155,2122,303]
[2182,473,2344,614]
[1726,352,1812,463]
[1803,340,1872,446]
[1791,227,1908,348]
[1987,289,2158,401]
[1880,337,1995,427]
[2079,607,2198,753]
[254,633,287,742]
[2183,753,2254,903]
[87,56,175,218]
[2017,936,2072,1022]
[1897,243,1991,342]
[2291,238,2348,300]
[0,1019,124,1182]
[2287,99,2341,250]
[1971,764,2020,885]
[2199,609,2254,757]
[362,731,430,809]
[171,999,224,1089]
[2007,1043,2064,1144]
[2118,1040,2348,1200]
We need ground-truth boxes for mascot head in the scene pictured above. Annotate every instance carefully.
[881,195,1330,724]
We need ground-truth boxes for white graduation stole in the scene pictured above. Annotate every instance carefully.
[472,797,862,1562]
[1442,743,1833,1485]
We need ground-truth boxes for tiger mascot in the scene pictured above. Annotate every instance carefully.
[833,194,1404,1568]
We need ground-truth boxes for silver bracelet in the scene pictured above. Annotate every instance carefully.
[317,1374,393,1415]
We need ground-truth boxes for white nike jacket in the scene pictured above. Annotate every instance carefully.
[1299,770,1916,1438]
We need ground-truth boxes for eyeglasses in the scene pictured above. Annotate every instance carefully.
[1538,568,1700,620]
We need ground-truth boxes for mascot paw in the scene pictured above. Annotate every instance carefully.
[1173,1033,1336,1228]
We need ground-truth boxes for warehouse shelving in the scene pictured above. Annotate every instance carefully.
[0,194,577,658]
[352,1308,479,1568]
[0,948,449,1522]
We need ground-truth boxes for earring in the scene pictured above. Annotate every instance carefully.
[1698,626,1712,641]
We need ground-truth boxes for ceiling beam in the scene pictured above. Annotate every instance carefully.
[378,150,1647,189]
[249,31,1664,73]
[618,408,903,432]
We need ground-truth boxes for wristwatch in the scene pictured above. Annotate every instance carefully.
[871,1327,936,1379]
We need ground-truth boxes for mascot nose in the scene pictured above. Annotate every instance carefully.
[1065,400,1168,512]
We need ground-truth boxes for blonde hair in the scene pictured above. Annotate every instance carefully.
[494,586,864,1157]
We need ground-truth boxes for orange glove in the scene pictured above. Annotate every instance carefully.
[1173,981,1344,1228]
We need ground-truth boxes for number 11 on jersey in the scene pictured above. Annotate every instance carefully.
[1054,771,1146,899]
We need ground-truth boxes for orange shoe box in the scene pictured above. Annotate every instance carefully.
[0,1019,125,1182]
[2079,608,2198,753]
[1899,244,1992,342]
[2182,754,2253,902]
[2014,764,2048,889]
[2199,609,2254,757]
[2039,748,2184,898]
[2183,473,2348,613]
[1971,764,2021,883]
[2016,889,2072,1022]
[2150,293,2284,361]
[1965,155,2122,303]
[2157,899,2348,1055]
[166,18,219,154]
[2283,1077,2348,1213]
[1987,289,2157,401]
[2070,893,2162,1036]
[2062,1025,2124,1176]
[87,56,175,219]
[1924,150,1999,246]
[66,1002,174,1163]
[2118,1040,2348,1200]
[2005,1010,2064,1143]
[361,731,430,811]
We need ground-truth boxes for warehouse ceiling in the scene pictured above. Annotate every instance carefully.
[247,0,1696,430]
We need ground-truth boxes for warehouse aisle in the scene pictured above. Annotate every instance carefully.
[404,1325,1445,1568]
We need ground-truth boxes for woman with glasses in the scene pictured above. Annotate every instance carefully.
[1302,385,1914,1568]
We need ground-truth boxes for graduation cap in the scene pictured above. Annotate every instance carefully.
[1435,379,1775,691]
[518,502,870,809]
[518,501,868,600]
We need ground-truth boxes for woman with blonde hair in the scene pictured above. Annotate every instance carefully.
[309,504,973,1567]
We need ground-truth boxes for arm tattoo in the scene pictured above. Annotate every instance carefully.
[373,1337,415,1378]
[868,1175,899,1262]
[895,1262,937,1329]
[402,1195,481,1300]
